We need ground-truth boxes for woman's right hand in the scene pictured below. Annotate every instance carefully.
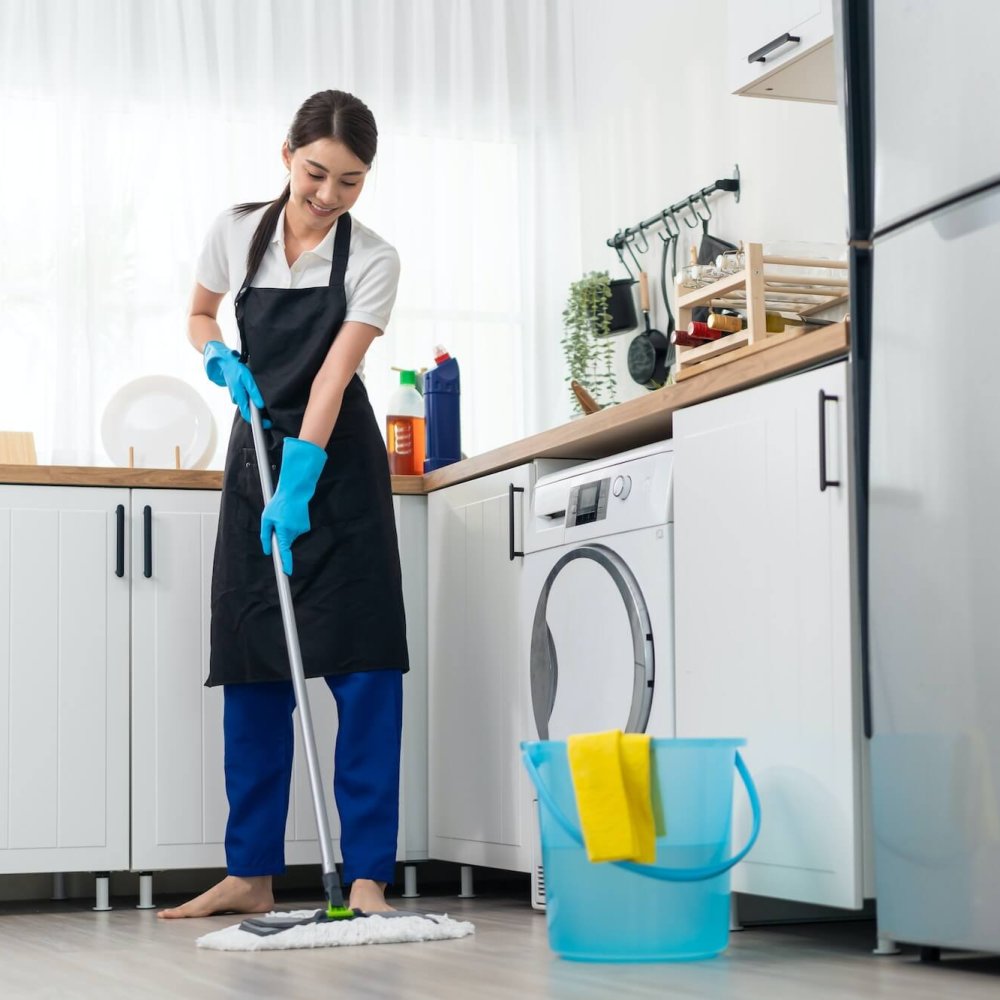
[202,341,270,426]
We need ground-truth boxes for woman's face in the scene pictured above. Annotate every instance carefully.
[282,138,369,231]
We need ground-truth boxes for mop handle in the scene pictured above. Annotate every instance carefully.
[249,403,339,888]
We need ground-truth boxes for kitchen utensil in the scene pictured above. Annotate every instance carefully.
[658,214,679,378]
[101,375,215,469]
[570,379,601,415]
[627,272,670,390]
[609,233,639,333]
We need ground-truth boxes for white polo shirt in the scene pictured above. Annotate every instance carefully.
[195,204,400,337]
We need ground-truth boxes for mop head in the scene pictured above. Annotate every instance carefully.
[196,909,475,952]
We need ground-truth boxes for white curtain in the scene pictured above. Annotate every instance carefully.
[0,0,580,466]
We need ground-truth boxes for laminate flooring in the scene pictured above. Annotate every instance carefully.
[2,889,999,1000]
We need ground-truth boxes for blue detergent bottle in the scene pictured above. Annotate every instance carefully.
[423,345,461,472]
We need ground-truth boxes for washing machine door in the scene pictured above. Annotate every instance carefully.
[530,543,654,740]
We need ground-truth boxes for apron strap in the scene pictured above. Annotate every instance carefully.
[328,212,352,287]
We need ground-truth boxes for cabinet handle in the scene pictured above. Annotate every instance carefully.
[818,390,841,491]
[509,484,525,561]
[115,504,125,578]
[143,504,152,578]
[748,31,801,64]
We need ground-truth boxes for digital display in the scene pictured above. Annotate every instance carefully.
[578,482,599,511]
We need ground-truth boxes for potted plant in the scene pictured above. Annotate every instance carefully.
[561,271,618,415]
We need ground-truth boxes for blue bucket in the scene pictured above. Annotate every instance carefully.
[522,738,761,962]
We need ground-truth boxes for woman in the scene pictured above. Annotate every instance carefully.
[160,90,408,919]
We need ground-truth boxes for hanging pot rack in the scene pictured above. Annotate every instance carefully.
[606,165,741,275]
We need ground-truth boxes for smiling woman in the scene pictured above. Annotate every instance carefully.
[0,0,579,466]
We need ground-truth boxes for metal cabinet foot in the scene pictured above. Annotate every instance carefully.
[93,873,112,912]
[459,865,476,898]
[137,872,156,910]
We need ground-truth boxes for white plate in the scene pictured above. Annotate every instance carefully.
[101,375,216,469]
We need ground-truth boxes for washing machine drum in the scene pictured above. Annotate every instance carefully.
[530,543,655,741]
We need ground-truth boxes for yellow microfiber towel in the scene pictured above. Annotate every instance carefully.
[567,730,656,864]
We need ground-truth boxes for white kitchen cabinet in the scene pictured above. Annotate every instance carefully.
[729,0,836,103]
[427,464,534,872]
[130,489,428,871]
[673,361,869,909]
[0,486,130,875]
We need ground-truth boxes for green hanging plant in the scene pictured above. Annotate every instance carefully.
[561,271,618,414]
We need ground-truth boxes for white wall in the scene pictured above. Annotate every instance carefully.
[541,0,848,420]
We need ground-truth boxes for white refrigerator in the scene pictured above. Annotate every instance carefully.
[840,0,1000,955]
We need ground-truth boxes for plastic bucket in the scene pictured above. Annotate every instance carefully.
[522,738,761,962]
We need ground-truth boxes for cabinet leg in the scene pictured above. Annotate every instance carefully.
[401,864,420,899]
[873,933,901,955]
[93,873,112,912]
[729,893,743,932]
[920,946,941,963]
[51,873,67,901]
[136,872,156,910]
[458,865,476,899]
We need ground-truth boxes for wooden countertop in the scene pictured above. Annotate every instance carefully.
[423,321,849,491]
[0,463,426,494]
[0,323,847,495]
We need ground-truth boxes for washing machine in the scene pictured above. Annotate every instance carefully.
[520,440,676,906]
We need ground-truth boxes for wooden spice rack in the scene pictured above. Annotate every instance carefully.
[674,242,849,381]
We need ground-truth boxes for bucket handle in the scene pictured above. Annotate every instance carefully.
[522,747,762,883]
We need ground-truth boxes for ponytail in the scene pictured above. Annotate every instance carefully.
[233,184,291,287]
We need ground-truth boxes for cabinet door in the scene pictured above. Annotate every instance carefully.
[395,495,429,861]
[129,488,228,870]
[729,0,835,102]
[674,361,863,908]
[0,485,129,874]
[428,465,532,871]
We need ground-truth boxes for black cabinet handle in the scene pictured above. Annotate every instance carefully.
[143,505,152,578]
[509,484,525,561]
[819,390,841,491]
[115,504,125,578]
[748,31,801,64]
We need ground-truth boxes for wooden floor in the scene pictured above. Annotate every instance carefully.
[2,888,1000,999]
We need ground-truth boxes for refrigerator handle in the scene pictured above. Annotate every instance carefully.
[818,390,841,492]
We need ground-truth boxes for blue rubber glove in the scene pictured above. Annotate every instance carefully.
[260,437,328,576]
[203,340,270,426]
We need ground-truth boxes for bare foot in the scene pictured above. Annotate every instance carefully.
[157,875,274,919]
[349,879,394,913]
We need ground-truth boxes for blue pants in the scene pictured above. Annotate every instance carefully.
[223,669,403,884]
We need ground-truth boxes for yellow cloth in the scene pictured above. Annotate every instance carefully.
[567,730,656,864]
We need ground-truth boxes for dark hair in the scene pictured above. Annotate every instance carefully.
[234,90,378,283]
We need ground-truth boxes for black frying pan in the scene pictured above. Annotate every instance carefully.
[627,271,670,389]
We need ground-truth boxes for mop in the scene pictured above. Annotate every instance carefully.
[197,402,474,952]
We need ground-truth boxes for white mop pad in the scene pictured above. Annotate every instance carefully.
[196,910,475,952]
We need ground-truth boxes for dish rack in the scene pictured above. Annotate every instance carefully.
[674,242,849,381]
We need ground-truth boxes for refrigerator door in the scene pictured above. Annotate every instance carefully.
[869,182,1000,952]
[873,1,1000,233]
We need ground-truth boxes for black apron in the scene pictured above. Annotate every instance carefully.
[207,212,409,687]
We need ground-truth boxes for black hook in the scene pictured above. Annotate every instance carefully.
[614,230,634,279]
[623,233,643,274]
[681,197,701,229]
[658,209,680,243]
[635,223,650,253]
[694,192,713,223]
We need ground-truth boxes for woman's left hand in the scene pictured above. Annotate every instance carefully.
[261,438,328,575]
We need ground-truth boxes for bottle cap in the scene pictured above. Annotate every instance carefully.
[433,344,451,364]
[399,369,416,386]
